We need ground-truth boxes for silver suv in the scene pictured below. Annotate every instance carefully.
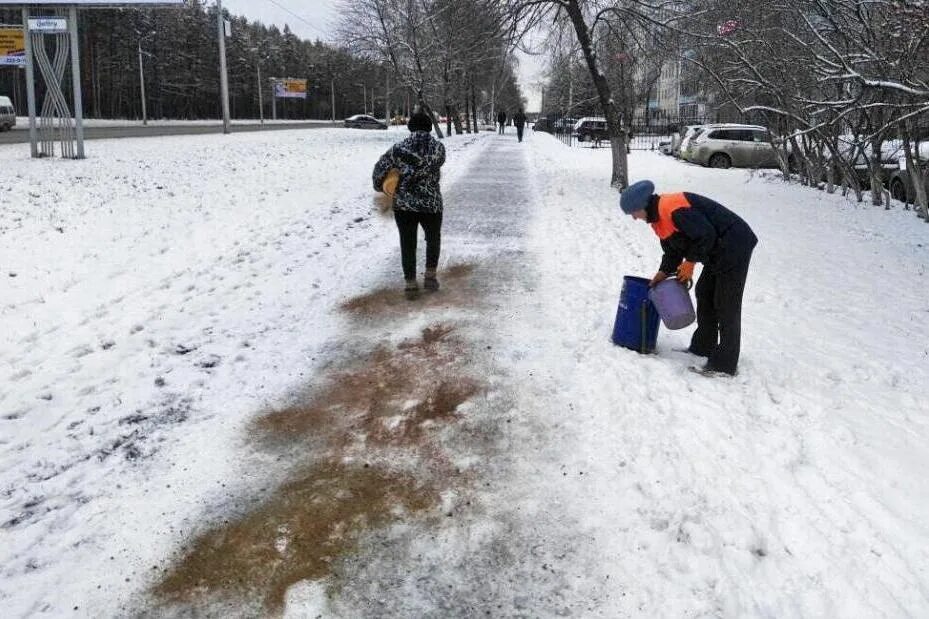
[689,124,778,169]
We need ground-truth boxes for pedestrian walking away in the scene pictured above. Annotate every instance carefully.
[619,180,758,376]
[513,109,526,143]
[497,110,507,135]
[373,110,447,299]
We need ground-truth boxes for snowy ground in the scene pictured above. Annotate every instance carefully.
[2,126,928,617]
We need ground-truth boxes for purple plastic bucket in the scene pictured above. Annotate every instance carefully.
[647,279,696,330]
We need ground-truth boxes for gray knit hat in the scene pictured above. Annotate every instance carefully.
[619,180,655,214]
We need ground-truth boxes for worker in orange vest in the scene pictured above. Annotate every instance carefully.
[620,180,758,376]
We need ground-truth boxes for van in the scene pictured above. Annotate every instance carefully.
[0,96,15,131]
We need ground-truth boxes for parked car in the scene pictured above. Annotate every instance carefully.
[0,96,15,131]
[888,168,929,204]
[572,117,609,143]
[553,117,577,133]
[533,118,553,133]
[688,124,778,168]
[888,144,929,203]
[658,138,673,155]
[344,114,387,130]
[677,125,705,160]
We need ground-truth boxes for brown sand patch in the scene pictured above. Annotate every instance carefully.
[340,263,478,315]
[253,324,470,448]
[154,462,436,613]
[153,321,484,613]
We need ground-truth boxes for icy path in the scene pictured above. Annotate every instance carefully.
[3,128,928,617]
[306,134,929,617]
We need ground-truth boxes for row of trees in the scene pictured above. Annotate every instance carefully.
[336,0,527,139]
[691,0,929,217]
[504,1,928,218]
[0,1,523,125]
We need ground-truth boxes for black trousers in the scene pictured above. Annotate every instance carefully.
[394,210,442,280]
[516,125,524,142]
[689,224,757,374]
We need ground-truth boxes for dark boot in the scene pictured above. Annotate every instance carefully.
[404,279,420,300]
[423,268,439,291]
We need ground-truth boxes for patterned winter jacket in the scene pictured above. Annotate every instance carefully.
[372,131,446,213]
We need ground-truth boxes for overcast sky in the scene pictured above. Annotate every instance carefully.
[220,0,544,111]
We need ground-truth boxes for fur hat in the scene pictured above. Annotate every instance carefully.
[407,110,433,132]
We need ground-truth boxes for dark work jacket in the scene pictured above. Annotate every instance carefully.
[647,192,757,274]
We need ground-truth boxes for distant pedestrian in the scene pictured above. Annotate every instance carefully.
[619,180,758,376]
[497,111,507,135]
[373,110,446,299]
[513,109,526,142]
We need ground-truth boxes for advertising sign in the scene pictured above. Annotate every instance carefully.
[0,27,24,66]
[273,78,308,100]
[28,18,68,33]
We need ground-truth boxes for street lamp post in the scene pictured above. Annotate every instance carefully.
[356,82,366,114]
[216,0,231,134]
[257,62,264,124]
[137,41,147,126]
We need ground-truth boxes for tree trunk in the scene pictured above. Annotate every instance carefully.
[471,81,478,133]
[869,136,886,207]
[902,126,929,220]
[564,0,628,189]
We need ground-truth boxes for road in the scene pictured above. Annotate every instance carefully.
[0,121,340,145]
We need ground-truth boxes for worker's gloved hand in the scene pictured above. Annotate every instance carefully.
[649,271,668,287]
[676,261,695,286]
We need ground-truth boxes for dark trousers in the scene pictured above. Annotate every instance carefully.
[689,226,757,374]
[394,210,442,280]
[516,125,524,142]
[498,123,505,134]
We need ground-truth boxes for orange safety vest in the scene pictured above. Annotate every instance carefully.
[650,193,691,240]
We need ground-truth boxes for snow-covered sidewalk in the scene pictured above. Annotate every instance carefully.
[2,127,928,617]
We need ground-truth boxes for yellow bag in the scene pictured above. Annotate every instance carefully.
[382,168,401,198]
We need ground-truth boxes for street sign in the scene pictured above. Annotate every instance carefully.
[273,78,308,99]
[28,18,68,33]
[0,27,24,66]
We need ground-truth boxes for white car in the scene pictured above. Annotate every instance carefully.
[0,95,15,131]
[688,123,778,168]
[677,125,705,160]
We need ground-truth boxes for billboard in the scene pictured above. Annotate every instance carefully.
[273,78,308,100]
[0,28,24,66]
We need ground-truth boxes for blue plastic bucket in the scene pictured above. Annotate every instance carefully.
[612,276,661,353]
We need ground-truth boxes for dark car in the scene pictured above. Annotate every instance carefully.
[533,118,553,133]
[344,114,387,130]
[572,117,609,143]
[889,166,929,204]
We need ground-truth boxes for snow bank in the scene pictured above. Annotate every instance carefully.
[518,134,929,616]
[0,127,490,616]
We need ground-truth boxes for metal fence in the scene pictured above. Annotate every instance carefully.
[539,117,708,151]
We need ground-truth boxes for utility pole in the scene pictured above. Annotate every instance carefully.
[138,41,148,126]
[331,77,335,122]
[257,62,264,124]
[216,0,231,134]
[385,73,390,123]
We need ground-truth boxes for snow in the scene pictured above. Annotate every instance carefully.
[2,126,928,617]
